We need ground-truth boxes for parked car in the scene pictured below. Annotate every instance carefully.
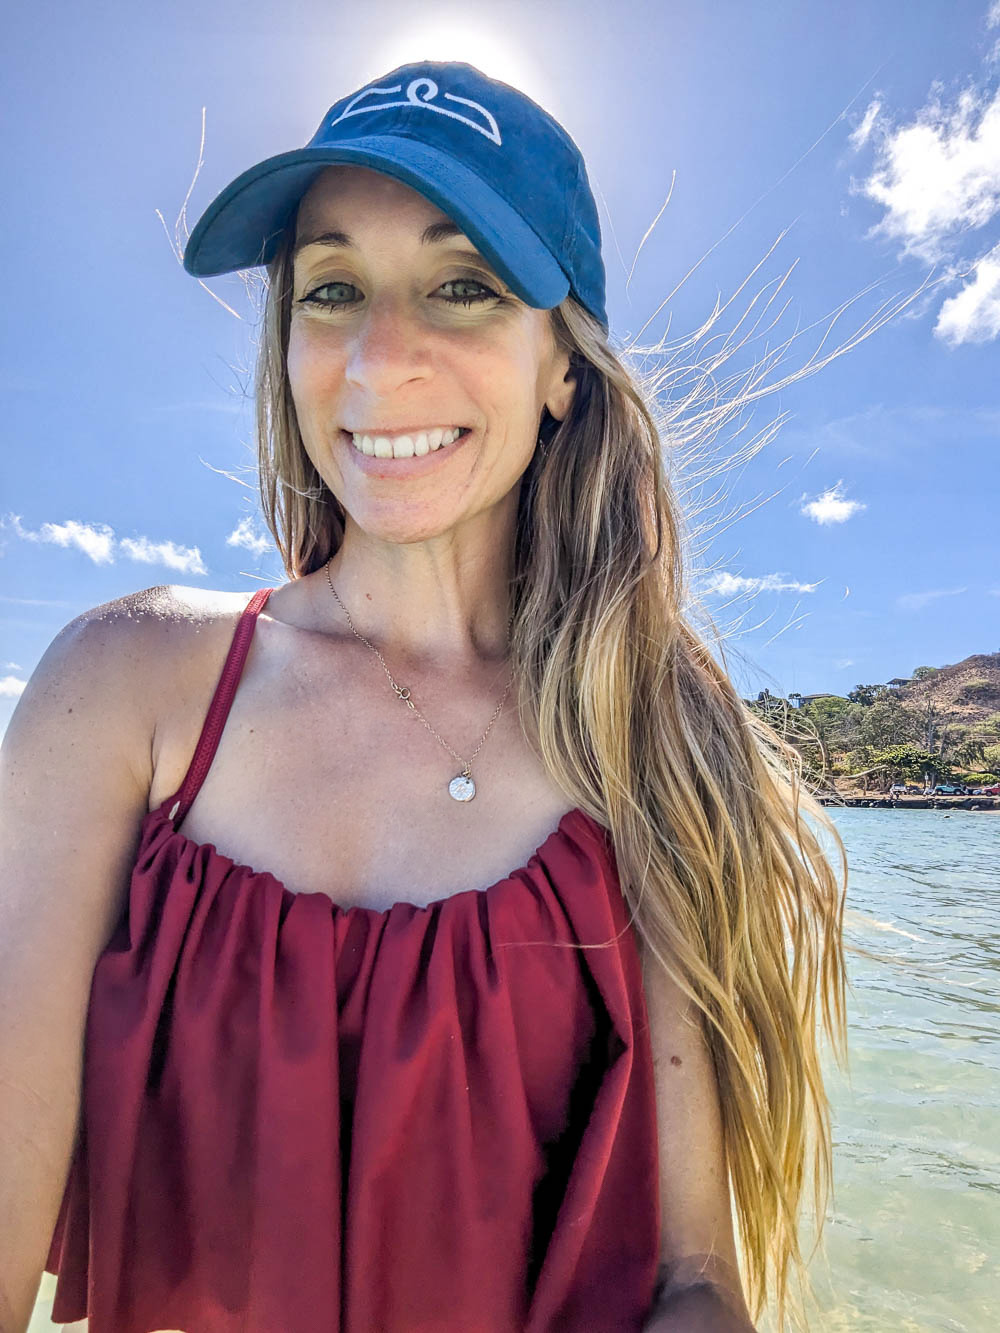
[971,783,1000,795]
[931,784,969,795]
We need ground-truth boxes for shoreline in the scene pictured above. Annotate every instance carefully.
[818,794,1000,812]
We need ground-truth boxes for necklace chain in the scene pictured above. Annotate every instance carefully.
[325,559,512,780]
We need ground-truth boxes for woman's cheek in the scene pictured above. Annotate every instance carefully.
[287,313,318,374]
[288,325,332,424]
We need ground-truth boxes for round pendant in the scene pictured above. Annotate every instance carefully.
[448,773,476,802]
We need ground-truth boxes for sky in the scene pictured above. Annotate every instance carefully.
[2,0,999,735]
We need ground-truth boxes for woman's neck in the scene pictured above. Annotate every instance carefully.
[314,515,516,671]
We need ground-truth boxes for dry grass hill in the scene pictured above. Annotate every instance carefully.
[889,652,1000,720]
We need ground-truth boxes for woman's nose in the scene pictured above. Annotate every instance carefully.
[343,299,432,395]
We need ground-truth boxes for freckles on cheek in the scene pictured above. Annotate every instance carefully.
[286,327,306,405]
[286,323,316,392]
[286,324,341,431]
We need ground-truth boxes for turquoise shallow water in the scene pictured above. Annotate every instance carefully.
[761,807,1000,1333]
[29,808,999,1331]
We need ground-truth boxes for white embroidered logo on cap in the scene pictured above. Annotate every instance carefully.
[330,78,502,146]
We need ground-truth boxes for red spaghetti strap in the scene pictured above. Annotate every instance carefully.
[166,588,275,825]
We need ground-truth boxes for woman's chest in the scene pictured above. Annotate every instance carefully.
[150,660,576,912]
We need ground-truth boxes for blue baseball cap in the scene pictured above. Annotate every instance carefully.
[183,61,608,332]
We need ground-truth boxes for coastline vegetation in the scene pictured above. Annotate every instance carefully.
[743,651,1000,795]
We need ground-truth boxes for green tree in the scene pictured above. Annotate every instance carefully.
[848,683,890,706]
[841,744,947,792]
[857,697,916,751]
[955,735,987,768]
[871,744,948,788]
[911,666,939,681]
[789,696,856,775]
[914,696,944,753]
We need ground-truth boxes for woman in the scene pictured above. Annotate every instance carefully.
[1,62,847,1332]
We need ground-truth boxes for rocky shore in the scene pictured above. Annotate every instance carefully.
[817,793,1000,811]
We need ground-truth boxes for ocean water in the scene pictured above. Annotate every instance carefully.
[29,808,999,1332]
[760,806,1000,1333]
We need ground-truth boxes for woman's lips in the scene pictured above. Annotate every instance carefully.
[339,427,473,478]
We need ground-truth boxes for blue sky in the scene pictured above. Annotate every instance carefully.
[3,0,999,733]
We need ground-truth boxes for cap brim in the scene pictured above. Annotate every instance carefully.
[183,138,571,312]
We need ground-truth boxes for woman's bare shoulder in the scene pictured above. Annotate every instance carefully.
[8,585,269,801]
[22,584,265,740]
[68,582,260,634]
[53,584,261,669]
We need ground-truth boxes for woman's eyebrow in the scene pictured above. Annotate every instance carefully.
[294,220,472,256]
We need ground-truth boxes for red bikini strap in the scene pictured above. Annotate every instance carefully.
[166,587,275,824]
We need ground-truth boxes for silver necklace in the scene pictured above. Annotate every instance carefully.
[325,560,513,802]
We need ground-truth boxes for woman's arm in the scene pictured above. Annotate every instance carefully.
[639,945,757,1331]
[643,1276,757,1332]
[0,601,159,1333]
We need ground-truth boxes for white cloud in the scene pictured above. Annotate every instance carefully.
[9,515,115,564]
[849,23,1000,343]
[226,517,273,556]
[934,241,1000,343]
[897,587,967,611]
[5,514,208,576]
[855,83,1000,263]
[834,659,855,670]
[701,572,822,596]
[2,661,22,670]
[0,676,27,698]
[849,98,882,151]
[118,537,207,576]
[799,481,867,525]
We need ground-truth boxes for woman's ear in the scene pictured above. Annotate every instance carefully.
[545,347,577,423]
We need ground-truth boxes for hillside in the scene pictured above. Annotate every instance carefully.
[751,650,1000,793]
[889,652,1000,726]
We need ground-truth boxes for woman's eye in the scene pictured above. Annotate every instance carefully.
[437,278,499,307]
[299,281,360,309]
[297,277,500,311]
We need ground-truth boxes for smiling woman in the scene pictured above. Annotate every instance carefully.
[284,166,575,553]
[2,60,846,1333]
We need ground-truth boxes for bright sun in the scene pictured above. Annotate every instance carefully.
[370,24,549,105]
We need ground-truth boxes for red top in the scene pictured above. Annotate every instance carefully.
[45,588,661,1332]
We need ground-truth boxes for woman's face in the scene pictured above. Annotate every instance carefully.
[287,165,575,549]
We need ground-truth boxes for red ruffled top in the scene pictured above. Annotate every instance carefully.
[45,588,660,1331]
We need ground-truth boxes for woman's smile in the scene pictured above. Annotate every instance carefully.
[338,425,475,479]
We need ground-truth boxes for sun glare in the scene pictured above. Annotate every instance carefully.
[370,25,549,106]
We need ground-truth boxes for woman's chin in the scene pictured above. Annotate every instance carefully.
[340,495,516,550]
[343,508,476,548]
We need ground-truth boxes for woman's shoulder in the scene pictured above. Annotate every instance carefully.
[9,585,273,793]
[32,584,268,720]
[71,582,262,631]
[3,586,273,848]
[58,583,262,656]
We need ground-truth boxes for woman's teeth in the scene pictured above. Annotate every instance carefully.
[350,427,465,459]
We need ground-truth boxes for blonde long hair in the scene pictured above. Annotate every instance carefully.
[254,223,855,1330]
